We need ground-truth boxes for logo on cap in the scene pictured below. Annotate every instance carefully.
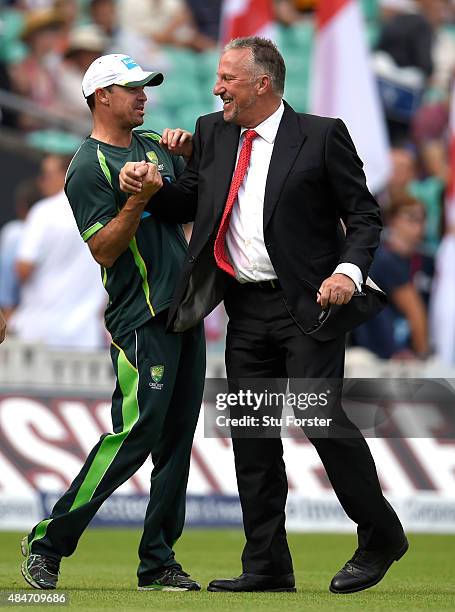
[121,56,138,70]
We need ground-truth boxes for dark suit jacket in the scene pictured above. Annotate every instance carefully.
[149,102,382,333]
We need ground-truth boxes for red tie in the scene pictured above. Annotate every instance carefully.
[214,129,258,276]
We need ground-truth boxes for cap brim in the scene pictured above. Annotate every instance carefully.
[118,71,164,88]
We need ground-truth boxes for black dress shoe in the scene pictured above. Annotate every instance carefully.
[330,537,409,594]
[207,572,296,592]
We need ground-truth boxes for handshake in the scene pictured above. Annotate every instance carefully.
[120,160,162,198]
[120,127,193,200]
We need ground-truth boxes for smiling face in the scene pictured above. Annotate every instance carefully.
[213,48,262,126]
[101,84,147,129]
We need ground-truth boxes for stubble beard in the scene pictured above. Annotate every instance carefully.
[224,93,258,126]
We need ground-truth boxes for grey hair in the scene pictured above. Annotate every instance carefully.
[224,36,286,96]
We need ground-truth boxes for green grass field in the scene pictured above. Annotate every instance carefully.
[0,530,454,611]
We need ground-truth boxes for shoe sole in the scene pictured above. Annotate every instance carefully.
[21,537,28,558]
[20,537,56,590]
[329,540,409,595]
[207,586,297,592]
[20,537,40,590]
[138,586,195,592]
[21,561,44,590]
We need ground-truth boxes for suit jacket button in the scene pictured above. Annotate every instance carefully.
[188,256,195,263]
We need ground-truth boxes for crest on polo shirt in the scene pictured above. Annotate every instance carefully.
[146,151,164,171]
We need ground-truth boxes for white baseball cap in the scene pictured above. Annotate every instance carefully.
[82,53,164,98]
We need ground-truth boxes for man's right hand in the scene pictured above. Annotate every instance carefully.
[120,160,163,197]
[120,160,148,194]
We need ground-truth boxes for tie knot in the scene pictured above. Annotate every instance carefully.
[244,129,258,142]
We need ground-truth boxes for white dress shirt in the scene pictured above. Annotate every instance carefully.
[225,101,363,291]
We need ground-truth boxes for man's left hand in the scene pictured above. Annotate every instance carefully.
[317,273,355,309]
[160,128,193,159]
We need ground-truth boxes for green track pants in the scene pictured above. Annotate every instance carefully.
[27,313,206,585]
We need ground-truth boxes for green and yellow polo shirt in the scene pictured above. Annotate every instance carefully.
[65,129,187,339]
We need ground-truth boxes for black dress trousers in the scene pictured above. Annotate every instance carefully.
[224,281,405,576]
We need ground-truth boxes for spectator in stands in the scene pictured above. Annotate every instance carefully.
[377,0,434,79]
[426,0,455,96]
[53,0,79,40]
[412,98,450,147]
[429,225,455,365]
[0,178,41,321]
[411,140,446,251]
[387,146,418,201]
[10,8,66,130]
[386,146,445,253]
[14,1,55,9]
[275,0,315,25]
[56,25,107,122]
[186,0,222,43]
[0,308,5,343]
[117,0,216,60]
[0,60,18,128]
[374,0,435,144]
[353,195,432,359]
[88,0,120,51]
[9,154,106,349]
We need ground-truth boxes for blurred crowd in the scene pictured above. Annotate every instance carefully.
[0,0,223,130]
[0,0,454,362]
[0,152,107,349]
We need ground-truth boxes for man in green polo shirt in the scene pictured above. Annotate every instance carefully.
[20,54,205,592]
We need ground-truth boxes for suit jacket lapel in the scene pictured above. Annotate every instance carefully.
[213,120,240,225]
[263,102,306,229]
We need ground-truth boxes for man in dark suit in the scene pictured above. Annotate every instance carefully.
[120,36,408,594]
